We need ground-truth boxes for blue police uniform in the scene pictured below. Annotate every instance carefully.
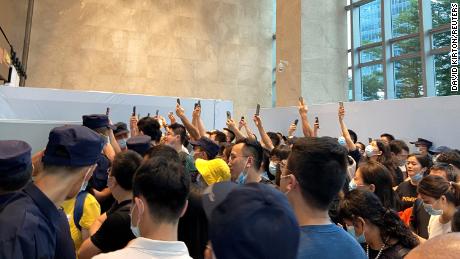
[0,125,104,259]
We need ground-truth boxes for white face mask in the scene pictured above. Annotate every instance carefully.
[130,199,144,238]
[268,161,277,176]
[79,168,92,193]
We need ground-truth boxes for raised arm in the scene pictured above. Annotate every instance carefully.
[253,115,275,151]
[298,98,313,137]
[338,105,356,151]
[176,104,201,141]
[226,118,246,142]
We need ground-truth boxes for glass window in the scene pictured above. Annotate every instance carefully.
[435,53,460,96]
[348,11,352,50]
[432,31,450,49]
[361,64,384,101]
[359,0,381,45]
[392,37,420,57]
[348,51,352,67]
[431,0,457,28]
[391,0,419,37]
[394,57,423,98]
[360,46,383,63]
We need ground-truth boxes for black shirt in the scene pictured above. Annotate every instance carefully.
[396,181,418,211]
[363,242,411,259]
[90,199,135,253]
[410,199,430,239]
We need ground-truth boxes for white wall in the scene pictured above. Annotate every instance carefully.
[246,95,460,151]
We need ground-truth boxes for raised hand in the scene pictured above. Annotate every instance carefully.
[168,112,176,124]
[298,97,308,116]
[176,103,185,118]
[288,123,297,137]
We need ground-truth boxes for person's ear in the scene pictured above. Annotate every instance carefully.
[440,195,448,207]
[179,200,189,218]
[368,184,376,193]
[354,217,365,236]
[286,174,298,193]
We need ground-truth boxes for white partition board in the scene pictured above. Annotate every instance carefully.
[246,95,460,152]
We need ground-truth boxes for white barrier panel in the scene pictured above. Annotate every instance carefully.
[0,86,232,152]
[246,95,460,151]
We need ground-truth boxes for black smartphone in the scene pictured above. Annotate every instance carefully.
[226,111,231,120]
[294,119,299,126]
[315,117,319,129]
[368,137,373,144]
[241,116,245,120]
[198,100,201,107]
[156,109,159,116]
[106,107,110,116]
[177,98,181,105]
[255,104,260,116]
[339,101,344,108]
[147,113,150,117]
[194,102,198,109]
[132,106,136,117]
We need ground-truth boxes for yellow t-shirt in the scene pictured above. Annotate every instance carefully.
[62,193,101,252]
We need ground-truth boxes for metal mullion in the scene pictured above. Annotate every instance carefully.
[429,24,450,34]
[351,1,361,101]
[430,47,450,55]
[389,32,420,43]
[357,41,383,51]
[390,52,422,62]
[419,0,434,97]
[358,60,383,68]
[382,0,394,99]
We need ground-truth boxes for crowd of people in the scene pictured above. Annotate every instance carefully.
[1,99,460,259]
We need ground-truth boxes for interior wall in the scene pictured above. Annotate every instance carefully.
[25,0,274,118]
[301,0,348,104]
[0,0,29,62]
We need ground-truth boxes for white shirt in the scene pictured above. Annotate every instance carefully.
[93,237,192,259]
[428,215,451,239]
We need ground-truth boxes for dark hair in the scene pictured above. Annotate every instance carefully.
[358,161,400,210]
[223,143,234,162]
[224,129,235,142]
[133,157,190,223]
[0,166,32,192]
[436,151,460,170]
[339,190,419,249]
[380,133,395,142]
[370,140,399,184]
[262,148,271,177]
[418,175,460,206]
[137,117,162,142]
[235,138,263,171]
[452,206,460,232]
[390,140,409,154]
[168,123,187,145]
[270,144,291,160]
[111,150,142,190]
[408,153,433,170]
[356,142,365,150]
[267,132,281,147]
[430,162,457,182]
[288,137,348,210]
[211,131,227,144]
[144,144,180,161]
[348,129,357,144]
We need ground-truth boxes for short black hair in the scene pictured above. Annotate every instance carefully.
[145,144,180,162]
[235,138,263,171]
[111,150,142,190]
[168,123,187,145]
[0,165,32,192]
[270,145,291,160]
[212,131,227,144]
[137,117,162,142]
[288,137,348,210]
[380,133,395,142]
[348,129,358,144]
[390,139,409,154]
[133,157,190,223]
[224,128,235,142]
[436,151,460,170]
[267,132,281,147]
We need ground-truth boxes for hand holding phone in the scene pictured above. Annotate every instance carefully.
[132,106,136,117]
[106,107,110,116]
[156,109,159,116]
[315,117,320,129]
[177,98,181,105]
[294,119,299,126]
[226,111,232,120]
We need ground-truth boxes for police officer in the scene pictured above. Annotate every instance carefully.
[82,114,117,212]
[0,140,32,206]
[0,125,104,259]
